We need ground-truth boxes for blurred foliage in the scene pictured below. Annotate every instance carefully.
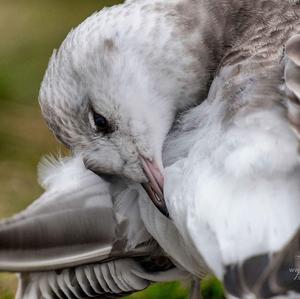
[0,0,225,298]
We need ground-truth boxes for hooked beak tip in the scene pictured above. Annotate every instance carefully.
[140,156,169,217]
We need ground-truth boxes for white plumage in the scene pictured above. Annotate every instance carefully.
[2,0,300,298]
[163,33,300,297]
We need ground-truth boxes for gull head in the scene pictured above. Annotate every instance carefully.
[39,1,208,214]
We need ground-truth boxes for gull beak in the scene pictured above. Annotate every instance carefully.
[140,156,169,217]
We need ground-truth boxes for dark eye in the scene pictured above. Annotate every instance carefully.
[92,111,111,133]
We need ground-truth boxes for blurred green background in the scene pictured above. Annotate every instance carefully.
[0,0,224,298]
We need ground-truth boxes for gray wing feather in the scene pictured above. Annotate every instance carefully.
[39,276,52,299]
[114,262,135,292]
[18,259,152,299]
[107,262,129,292]
[0,156,153,272]
[47,274,63,298]
[102,263,122,293]
[76,266,96,297]
[56,272,75,298]
[63,269,83,298]
[5,156,188,298]
[94,264,110,293]
[83,265,104,295]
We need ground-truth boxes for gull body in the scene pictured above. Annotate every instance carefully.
[162,3,300,297]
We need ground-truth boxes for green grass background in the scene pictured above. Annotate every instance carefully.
[0,0,225,298]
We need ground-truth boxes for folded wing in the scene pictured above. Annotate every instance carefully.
[0,155,153,272]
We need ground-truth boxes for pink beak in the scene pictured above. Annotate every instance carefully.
[140,156,169,217]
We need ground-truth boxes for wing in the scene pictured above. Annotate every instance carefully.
[16,259,150,299]
[0,155,190,298]
[16,259,147,299]
[0,155,153,272]
[15,259,190,299]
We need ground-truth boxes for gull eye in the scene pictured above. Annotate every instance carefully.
[92,111,110,133]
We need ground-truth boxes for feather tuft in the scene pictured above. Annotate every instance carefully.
[37,154,87,190]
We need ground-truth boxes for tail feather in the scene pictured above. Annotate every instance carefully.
[223,231,300,298]
[263,230,300,295]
